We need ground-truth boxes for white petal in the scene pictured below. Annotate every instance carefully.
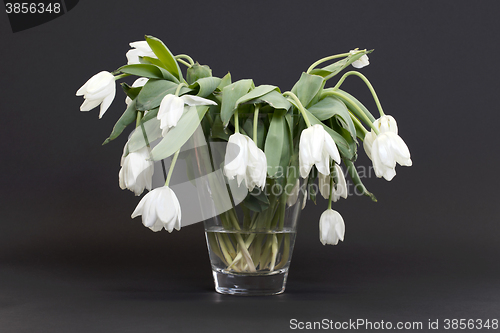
[363,131,376,160]
[98,86,116,118]
[80,98,102,112]
[318,172,330,200]
[323,132,341,164]
[181,95,217,106]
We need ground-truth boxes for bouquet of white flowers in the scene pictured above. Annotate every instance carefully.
[76,35,412,295]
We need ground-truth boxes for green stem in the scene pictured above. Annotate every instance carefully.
[114,73,130,80]
[306,53,350,74]
[175,54,195,66]
[327,175,334,210]
[176,58,191,68]
[174,82,188,96]
[234,110,240,133]
[253,104,260,144]
[349,111,368,137]
[332,71,385,117]
[322,90,380,135]
[283,92,312,127]
[165,150,180,187]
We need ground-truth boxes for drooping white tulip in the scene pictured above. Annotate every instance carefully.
[350,50,370,69]
[318,164,348,202]
[131,186,182,232]
[370,132,412,181]
[319,209,345,245]
[126,41,157,65]
[119,145,154,196]
[76,71,116,118]
[224,133,267,192]
[363,115,411,181]
[299,124,341,178]
[157,94,217,136]
[125,77,149,105]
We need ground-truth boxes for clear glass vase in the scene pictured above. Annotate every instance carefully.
[204,187,304,295]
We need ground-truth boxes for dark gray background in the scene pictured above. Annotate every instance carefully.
[1,0,499,332]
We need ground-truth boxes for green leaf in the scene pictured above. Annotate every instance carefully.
[344,159,377,202]
[136,79,192,111]
[220,79,254,127]
[291,72,324,107]
[118,64,179,83]
[218,72,232,90]
[186,63,212,85]
[145,35,182,81]
[211,115,231,141]
[309,96,356,140]
[150,105,210,161]
[139,56,167,69]
[235,85,280,106]
[310,49,373,78]
[121,83,142,101]
[189,76,222,98]
[127,117,162,153]
[102,99,138,145]
[241,189,270,212]
[264,109,291,178]
[242,90,291,110]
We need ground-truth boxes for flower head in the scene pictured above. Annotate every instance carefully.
[119,145,154,196]
[350,50,370,69]
[319,209,345,245]
[125,77,149,105]
[131,186,181,232]
[299,124,341,178]
[363,115,411,181]
[126,41,157,65]
[224,133,267,191]
[318,164,348,202]
[157,94,217,136]
[76,71,116,118]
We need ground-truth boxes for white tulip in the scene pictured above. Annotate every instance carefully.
[371,132,412,181]
[318,164,348,202]
[350,50,370,69]
[363,115,411,181]
[319,209,345,245]
[119,145,154,196]
[76,71,116,118]
[299,124,341,178]
[131,186,182,232]
[157,94,217,136]
[125,77,149,105]
[126,41,157,65]
[224,133,267,191]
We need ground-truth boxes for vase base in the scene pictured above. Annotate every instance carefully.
[212,270,289,296]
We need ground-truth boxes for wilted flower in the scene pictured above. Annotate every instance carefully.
[131,186,181,232]
[318,164,348,202]
[119,145,154,196]
[125,77,149,105]
[363,115,411,181]
[224,133,267,191]
[76,71,116,118]
[350,49,370,68]
[157,94,217,136]
[299,124,341,178]
[126,41,157,65]
[319,209,345,245]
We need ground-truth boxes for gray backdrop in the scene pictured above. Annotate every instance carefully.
[1,1,499,332]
